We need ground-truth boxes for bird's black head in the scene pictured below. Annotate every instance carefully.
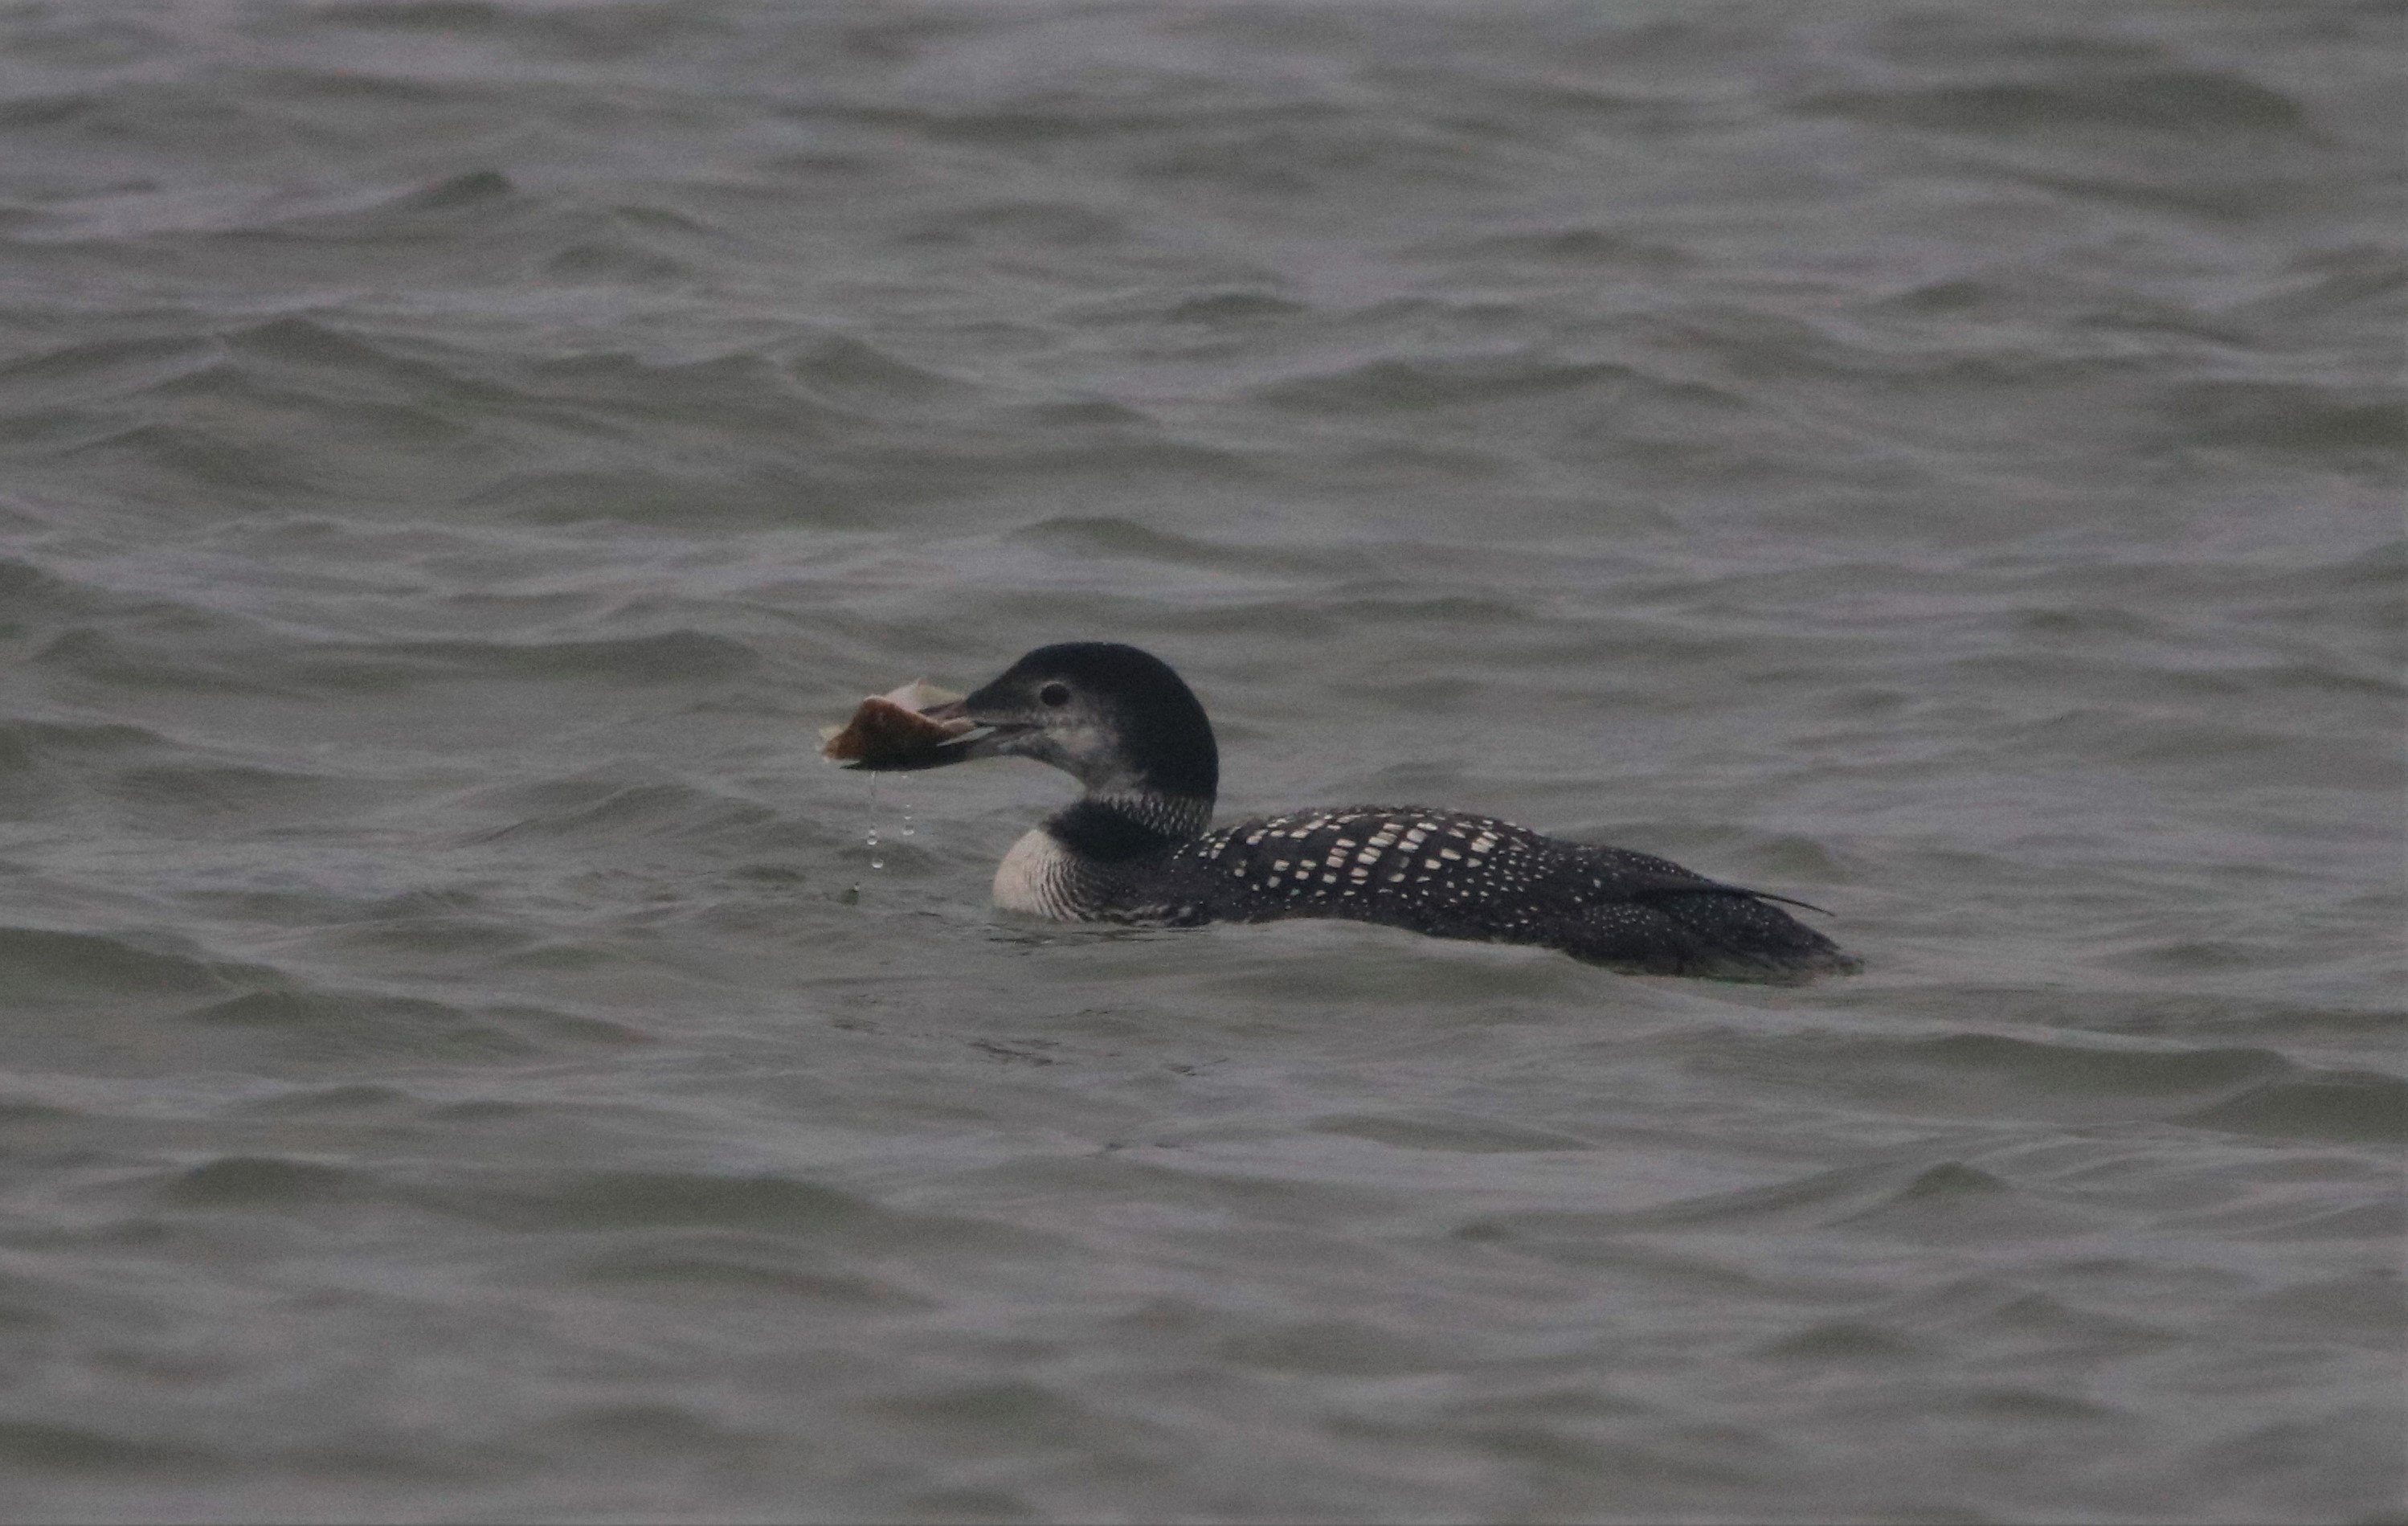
[906,642,1218,808]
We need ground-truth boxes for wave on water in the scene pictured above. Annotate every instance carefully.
[0,1,2398,1521]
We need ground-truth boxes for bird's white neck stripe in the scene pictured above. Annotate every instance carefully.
[992,826,1077,918]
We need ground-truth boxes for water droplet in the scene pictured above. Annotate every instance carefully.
[858,772,890,870]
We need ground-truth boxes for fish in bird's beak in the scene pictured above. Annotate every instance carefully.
[820,681,1024,771]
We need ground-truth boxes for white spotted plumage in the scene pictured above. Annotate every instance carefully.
[883,641,1854,980]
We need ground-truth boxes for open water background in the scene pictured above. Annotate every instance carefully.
[0,2,2402,1521]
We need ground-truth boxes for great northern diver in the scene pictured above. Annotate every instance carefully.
[845,642,1858,980]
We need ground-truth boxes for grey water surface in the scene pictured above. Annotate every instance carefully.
[0,2,2402,1522]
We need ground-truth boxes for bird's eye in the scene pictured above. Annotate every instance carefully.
[1038,681,1071,707]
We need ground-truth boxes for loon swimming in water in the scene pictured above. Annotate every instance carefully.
[846,642,1858,980]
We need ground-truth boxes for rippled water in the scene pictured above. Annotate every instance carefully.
[2,2,2402,1521]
